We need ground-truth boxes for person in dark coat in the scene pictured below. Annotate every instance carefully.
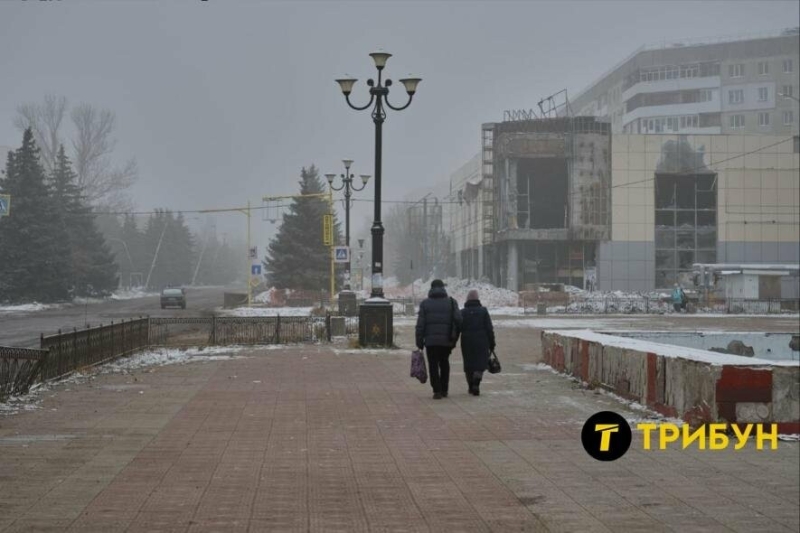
[459,289,495,396]
[415,279,462,399]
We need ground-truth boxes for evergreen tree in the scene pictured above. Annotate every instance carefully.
[140,210,194,289]
[265,165,342,291]
[51,145,118,296]
[0,129,70,302]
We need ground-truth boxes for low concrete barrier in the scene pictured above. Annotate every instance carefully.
[541,330,800,433]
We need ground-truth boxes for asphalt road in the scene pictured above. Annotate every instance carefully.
[0,287,231,348]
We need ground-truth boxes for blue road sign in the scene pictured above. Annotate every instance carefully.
[251,264,262,276]
[334,246,350,263]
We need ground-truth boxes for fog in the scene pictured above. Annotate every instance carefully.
[1,0,797,255]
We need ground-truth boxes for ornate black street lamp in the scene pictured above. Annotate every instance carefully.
[336,52,420,346]
[325,159,370,291]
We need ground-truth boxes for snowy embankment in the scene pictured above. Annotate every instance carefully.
[1,288,158,316]
[219,306,314,317]
[0,346,248,415]
[0,302,63,315]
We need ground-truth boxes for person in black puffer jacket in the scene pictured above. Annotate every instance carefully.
[415,279,462,399]
[459,289,495,396]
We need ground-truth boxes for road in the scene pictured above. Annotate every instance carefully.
[0,287,231,348]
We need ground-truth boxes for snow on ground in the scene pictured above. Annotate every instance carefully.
[108,288,159,301]
[219,306,314,317]
[1,346,248,415]
[0,302,63,315]
[100,346,249,373]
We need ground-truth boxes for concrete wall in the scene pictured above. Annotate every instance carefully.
[541,330,800,432]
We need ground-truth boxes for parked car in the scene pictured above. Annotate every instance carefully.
[160,288,186,309]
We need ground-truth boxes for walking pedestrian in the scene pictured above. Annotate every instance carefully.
[415,279,461,399]
[459,289,495,396]
[672,283,687,312]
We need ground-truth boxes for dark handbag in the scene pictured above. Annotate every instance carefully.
[487,351,501,374]
[410,349,427,383]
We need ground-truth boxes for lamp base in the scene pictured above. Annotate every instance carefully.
[358,298,394,347]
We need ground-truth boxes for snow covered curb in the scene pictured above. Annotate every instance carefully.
[541,330,800,431]
[0,346,248,416]
[523,362,799,441]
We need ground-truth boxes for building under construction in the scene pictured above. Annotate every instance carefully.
[449,116,611,291]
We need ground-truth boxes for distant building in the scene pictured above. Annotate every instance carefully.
[571,29,800,137]
[445,118,799,297]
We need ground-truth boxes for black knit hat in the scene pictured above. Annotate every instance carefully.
[430,279,446,288]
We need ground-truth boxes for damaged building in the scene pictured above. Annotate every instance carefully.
[449,116,611,291]
[447,122,799,296]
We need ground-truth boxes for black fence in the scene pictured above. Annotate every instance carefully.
[148,316,316,346]
[39,318,150,382]
[0,346,48,400]
[2,314,361,399]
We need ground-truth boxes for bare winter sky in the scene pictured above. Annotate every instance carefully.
[1,0,798,251]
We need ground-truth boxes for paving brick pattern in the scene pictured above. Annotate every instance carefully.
[0,323,797,532]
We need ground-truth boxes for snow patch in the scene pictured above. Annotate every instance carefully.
[0,302,63,314]
[220,307,313,317]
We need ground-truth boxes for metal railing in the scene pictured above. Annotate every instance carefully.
[148,316,316,346]
[0,346,48,400]
[39,318,150,382]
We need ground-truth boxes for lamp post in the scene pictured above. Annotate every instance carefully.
[337,51,421,346]
[325,159,370,291]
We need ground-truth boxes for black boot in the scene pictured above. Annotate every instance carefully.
[472,371,482,396]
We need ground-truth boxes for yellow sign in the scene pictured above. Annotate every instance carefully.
[323,214,333,246]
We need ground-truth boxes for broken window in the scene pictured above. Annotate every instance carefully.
[655,210,674,227]
[654,173,717,287]
[518,158,568,229]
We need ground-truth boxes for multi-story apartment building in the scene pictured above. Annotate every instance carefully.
[571,29,800,137]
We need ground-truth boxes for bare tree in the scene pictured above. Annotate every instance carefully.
[71,104,138,209]
[14,96,138,210]
[13,94,68,175]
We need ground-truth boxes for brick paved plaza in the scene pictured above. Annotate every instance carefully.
[1,323,798,532]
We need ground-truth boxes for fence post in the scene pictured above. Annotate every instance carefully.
[276,314,281,344]
[110,320,114,357]
[72,327,78,375]
[325,312,331,342]
[211,316,217,345]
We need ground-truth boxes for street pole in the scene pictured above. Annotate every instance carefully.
[247,200,252,307]
[329,189,334,308]
[337,53,420,345]
[326,161,370,293]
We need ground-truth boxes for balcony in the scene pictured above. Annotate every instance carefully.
[623,100,721,125]
[622,76,721,102]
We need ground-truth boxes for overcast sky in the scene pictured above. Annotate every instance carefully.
[1,0,797,251]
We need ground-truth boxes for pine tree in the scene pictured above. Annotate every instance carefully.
[140,210,194,289]
[265,165,341,291]
[51,145,118,297]
[0,129,70,302]
[119,214,143,287]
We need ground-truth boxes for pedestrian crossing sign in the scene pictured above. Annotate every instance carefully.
[0,194,9,217]
[334,246,350,263]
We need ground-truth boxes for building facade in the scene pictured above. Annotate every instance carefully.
[602,133,799,296]
[449,117,612,291]
[571,30,800,138]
